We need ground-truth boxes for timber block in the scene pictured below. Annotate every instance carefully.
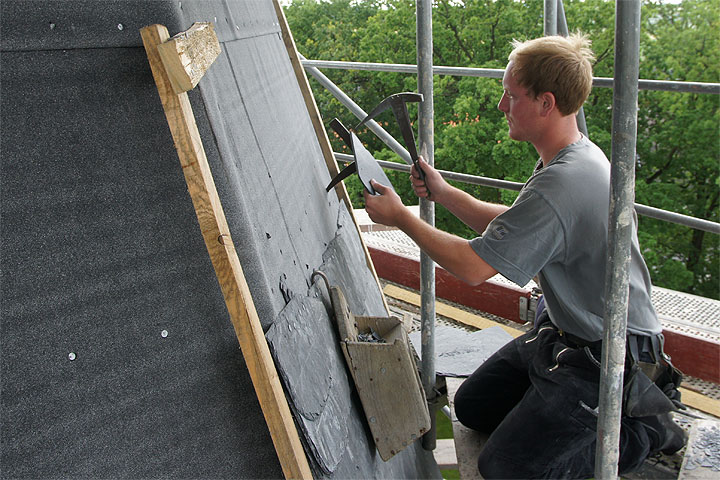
[157,22,221,93]
[678,418,720,479]
[446,377,487,480]
[434,438,458,470]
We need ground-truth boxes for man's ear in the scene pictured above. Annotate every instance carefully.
[539,92,556,116]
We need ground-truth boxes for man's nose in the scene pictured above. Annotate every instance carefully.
[497,94,507,112]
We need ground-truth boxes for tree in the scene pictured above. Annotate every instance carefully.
[633,0,719,298]
[284,0,720,299]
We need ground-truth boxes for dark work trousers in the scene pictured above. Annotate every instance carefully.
[454,309,653,479]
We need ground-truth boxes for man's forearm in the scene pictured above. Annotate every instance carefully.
[396,212,497,286]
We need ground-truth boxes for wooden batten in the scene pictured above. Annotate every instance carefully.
[383,284,525,339]
[140,24,311,480]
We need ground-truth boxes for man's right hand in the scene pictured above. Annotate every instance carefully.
[411,157,448,202]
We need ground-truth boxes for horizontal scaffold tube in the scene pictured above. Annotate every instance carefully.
[302,59,720,95]
[334,153,720,235]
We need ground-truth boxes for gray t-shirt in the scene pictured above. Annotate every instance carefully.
[470,136,660,341]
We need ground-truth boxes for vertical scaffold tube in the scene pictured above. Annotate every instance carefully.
[416,0,437,451]
[595,1,641,478]
[545,0,558,36]
[557,0,589,136]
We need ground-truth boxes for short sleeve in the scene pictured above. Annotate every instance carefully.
[470,188,565,286]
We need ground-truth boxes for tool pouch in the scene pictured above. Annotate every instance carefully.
[623,363,681,417]
[622,335,685,417]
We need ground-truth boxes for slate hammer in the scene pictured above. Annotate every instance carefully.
[325,118,394,196]
[356,92,429,194]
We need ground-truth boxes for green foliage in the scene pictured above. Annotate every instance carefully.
[435,408,460,478]
[441,469,460,480]
[284,0,720,300]
[436,407,453,439]
[632,0,720,299]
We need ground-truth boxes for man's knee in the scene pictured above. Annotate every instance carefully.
[453,382,494,432]
[477,448,525,479]
[476,449,498,479]
[453,384,472,426]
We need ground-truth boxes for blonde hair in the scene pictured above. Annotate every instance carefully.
[508,33,595,115]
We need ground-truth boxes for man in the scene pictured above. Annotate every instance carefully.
[363,34,685,478]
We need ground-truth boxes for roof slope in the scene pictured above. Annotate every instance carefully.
[0,1,439,478]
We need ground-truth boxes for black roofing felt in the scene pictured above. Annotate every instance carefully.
[1,1,440,478]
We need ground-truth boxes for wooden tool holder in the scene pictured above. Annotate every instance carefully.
[328,282,430,461]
